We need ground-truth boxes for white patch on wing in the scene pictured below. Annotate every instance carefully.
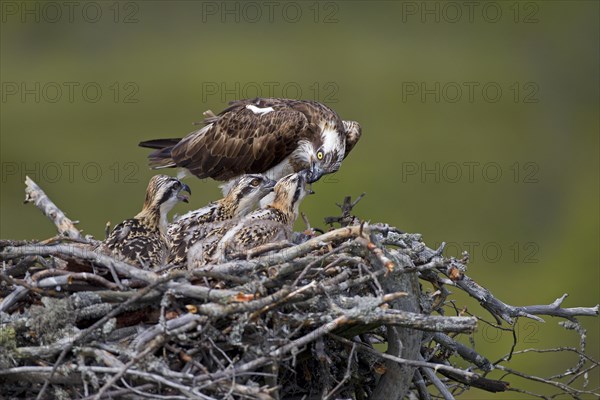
[246,104,274,115]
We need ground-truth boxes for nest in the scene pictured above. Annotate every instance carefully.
[0,180,598,399]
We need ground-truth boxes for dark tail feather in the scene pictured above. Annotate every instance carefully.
[139,138,181,149]
[139,138,182,168]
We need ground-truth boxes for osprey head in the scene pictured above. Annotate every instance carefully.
[270,170,312,221]
[223,174,276,216]
[304,124,344,183]
[306,120,361,183]
[143,175,191,209]
[138,175,191,231]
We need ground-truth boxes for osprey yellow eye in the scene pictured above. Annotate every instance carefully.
[250,179,260,187]
[317,151,324,160]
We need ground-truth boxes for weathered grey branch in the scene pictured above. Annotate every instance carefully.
[324,192,366,227]
[433,332,492,371]
[419,355,456,400]
[382,230,600,325]
[35,272,119,290]
[1,192,598,399]
[330,334,480,382]
[1,244,158,283]
[23,176,83,240]
[451,276,599,324]
[0,284,29,313]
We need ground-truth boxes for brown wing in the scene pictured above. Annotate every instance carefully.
[171,103,314,180]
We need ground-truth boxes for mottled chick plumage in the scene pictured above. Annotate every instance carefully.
[166,174,275,265]
[187,170,311,268]
[101,175,190,268]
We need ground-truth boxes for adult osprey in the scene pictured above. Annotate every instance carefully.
[139,98,361,191]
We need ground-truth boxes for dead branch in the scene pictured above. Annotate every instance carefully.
[24,176,84,240]
[1,243,157,283]
[381,230,599,324]
[330,333,480,382]
[324,192,366,227]
[0,186,597,399]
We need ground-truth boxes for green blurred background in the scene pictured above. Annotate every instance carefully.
[1,1,598,397]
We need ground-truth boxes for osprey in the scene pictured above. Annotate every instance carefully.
[187,170,311,268]
[100,175,191,268]
[139,98,361,192]
[166,174,275,266]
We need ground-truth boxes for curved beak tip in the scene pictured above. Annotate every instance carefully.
[308,174,322,184]
[306,168,323,183]
[178,183,192,202]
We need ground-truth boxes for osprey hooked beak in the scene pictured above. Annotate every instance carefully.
[177,183,192,203]
[307,164,325,184]
[265,178,277,192]
[298,169,316,194]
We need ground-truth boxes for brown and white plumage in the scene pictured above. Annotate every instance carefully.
[101,175,190,268]
[166,174,275,265]
[187,170,311,268]
[139,98,361,192]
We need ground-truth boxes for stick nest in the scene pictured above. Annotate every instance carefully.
[1,187,598,400]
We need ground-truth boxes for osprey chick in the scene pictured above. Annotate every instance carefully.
[166,174,275,266]
[101,175,190,268]
[187,170,311,268]
[139,98,361,192]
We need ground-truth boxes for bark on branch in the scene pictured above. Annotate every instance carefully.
[0,185,597,399]
[23,176,83,240]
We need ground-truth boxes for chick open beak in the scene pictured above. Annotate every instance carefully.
[298,170,316,195]
[177,183,191,203]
